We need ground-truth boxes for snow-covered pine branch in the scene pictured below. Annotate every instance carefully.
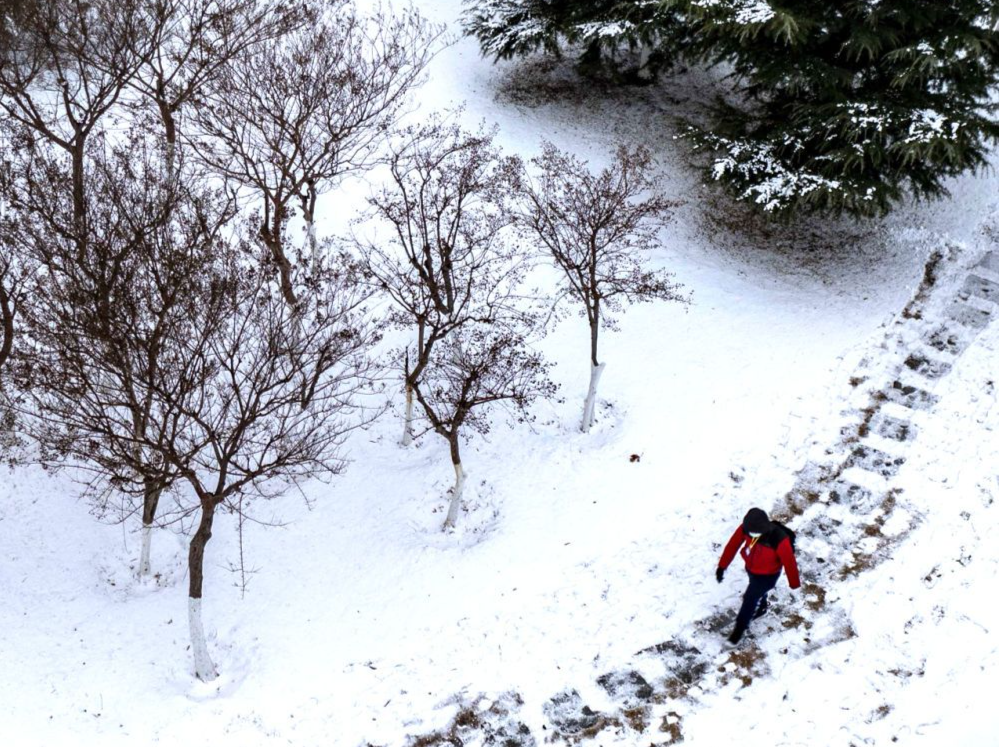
[468,0,998,217]
[462,0,687,81]
[671,0,999,217]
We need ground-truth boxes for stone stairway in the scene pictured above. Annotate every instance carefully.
[398,247,998,747]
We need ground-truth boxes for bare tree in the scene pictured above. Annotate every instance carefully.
[127,0,302,178]
[190,0,438,307]
[516,142,687,432]
[413,326,554,529]
[142,247,379,679]
[361,120,520,444]
[361,120,553,528]
[4,130,235,576]
[0,0,160,231]
[8,128,379,678]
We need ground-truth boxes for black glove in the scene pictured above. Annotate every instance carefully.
[716,567,725,583]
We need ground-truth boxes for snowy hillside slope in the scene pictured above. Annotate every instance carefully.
[0,1,996,745]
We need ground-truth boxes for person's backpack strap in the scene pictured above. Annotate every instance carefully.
[773,521,796,550]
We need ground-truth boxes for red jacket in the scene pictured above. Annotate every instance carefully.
[718,525,800,589]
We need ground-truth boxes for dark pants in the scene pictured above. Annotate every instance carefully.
[736,571,780,630]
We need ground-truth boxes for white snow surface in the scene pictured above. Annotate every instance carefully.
[1,1,997,745]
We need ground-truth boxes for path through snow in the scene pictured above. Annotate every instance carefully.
[399,244,998,746]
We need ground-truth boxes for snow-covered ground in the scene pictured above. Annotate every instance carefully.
[1,1,996,745]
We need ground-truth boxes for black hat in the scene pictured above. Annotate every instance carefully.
[743,508,771,535]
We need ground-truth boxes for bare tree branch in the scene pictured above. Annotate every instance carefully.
[0,0,164,231]
[126,0,304,178]
[189,0,440,307]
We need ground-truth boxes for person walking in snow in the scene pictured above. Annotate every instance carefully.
[716,507,800,644]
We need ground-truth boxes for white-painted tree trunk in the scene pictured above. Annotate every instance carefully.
[188,597,218,681]
[138,524,153,577]
[443,462,466,530]
[401,385,414,446]
[580,362,606,432]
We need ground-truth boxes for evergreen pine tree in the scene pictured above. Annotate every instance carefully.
[465,0,998,217]
[672,0,999,216]
[462,0,688,81]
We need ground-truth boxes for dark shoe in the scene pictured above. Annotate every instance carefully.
[727,624,746,644]
[753,599,769,619]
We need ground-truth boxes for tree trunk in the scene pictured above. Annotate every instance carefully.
[138,478,162,577]
[306,220,318,260]
[0,277,13,371]
[580,317,603,432]
[443,434,465,530]
[261,206,297,309]
[188,500,218,681]
[139,524,153,577]
[70,138,86,240]
[154,95,178,181]
[401,383,414,446]
[580,361,606,432]
[301,183,318,263]
[188,597,215,681]
[268,236,297,309]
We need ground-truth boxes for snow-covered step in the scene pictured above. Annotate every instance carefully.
[882,379,940,410]
[893,362,936,387]
[956,291,1000,316]
[878,398,925,423]
[924,324,974,356]
[969,250,999,280]
[596,670,655,709]
[945,300,994,329]
[869,412,918,443]
[902,349,953,380]
[543,689,603,737]
[836,466,891,499]
[824,479,878,512]
[957,274,999,305]
[844,444,906,478]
